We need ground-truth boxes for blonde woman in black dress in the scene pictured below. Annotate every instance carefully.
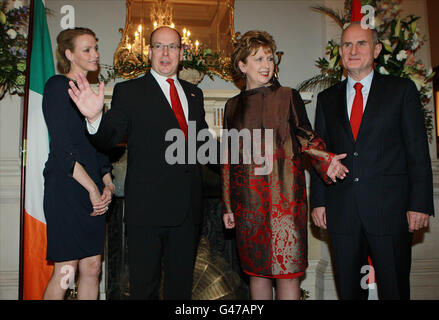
[42,28,113,300]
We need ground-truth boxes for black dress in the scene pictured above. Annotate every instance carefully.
[42,75,111,262]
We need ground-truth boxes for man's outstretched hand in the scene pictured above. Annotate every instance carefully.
[68,72,105,123]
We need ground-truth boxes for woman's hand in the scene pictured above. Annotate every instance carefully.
[89,188,107,216]
[223,213,235,229]
[100,183,114,211]
[326,153,349,183]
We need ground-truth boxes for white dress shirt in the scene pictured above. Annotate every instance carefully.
[87,69,189,134]
[150,69,189,122]
[346,70,374,119]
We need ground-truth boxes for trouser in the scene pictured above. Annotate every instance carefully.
[329,209,413,300]
[127,211,200,300]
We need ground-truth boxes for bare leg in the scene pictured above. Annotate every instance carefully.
[275,278,301,300]
[43,260,78,300]
[77,255,102,300]
[249,276,273,300]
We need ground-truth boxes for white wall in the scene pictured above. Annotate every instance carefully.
[46,0,125,72]
[0,95,23,299]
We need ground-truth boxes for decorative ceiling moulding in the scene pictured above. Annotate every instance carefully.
[113,0,236,82]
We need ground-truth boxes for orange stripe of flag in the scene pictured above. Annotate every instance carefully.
[23,211,53,300]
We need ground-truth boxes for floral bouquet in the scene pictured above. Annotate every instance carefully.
[378,15,435,119]
[0,0,28,99]
[298,0,435,141]
[181,45,222,81]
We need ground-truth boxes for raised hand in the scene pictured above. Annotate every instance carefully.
[327,153,349,183]
[68,72,105,123]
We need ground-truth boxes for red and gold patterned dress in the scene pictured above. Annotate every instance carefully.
[221,81,333,279]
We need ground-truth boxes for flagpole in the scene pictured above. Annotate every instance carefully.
[19,0,35,300]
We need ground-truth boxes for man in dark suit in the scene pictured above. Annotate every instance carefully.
[310,22,434,300]
[68,26,209,299]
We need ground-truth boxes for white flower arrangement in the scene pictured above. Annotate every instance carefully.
[379,66,390,75]
[396,50,407,61]
[6,28,16,39]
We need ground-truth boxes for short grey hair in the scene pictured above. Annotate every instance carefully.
[342,21,380,45]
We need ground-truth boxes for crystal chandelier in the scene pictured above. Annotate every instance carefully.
[150,0,174,29]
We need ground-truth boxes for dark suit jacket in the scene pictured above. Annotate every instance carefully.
[310,72,434,235]
[89,71,208,227]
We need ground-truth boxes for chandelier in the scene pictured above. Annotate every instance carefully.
[150,0,174,29]
[113,0,236,81]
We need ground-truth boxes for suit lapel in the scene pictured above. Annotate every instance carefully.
[144,72,200,126]
[355,72,381,142]
[144,71,172,109]
[179,78,198,122]
[143,72,184,130]
[336,79,355,143]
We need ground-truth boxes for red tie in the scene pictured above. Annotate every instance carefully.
[166,78,188,140]
[350,82,363,141]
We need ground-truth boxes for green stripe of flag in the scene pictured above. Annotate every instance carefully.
[29,0,54,95]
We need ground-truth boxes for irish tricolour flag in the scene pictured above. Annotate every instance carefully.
[20,0,54,300]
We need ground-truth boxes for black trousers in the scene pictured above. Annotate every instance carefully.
[127,211,200,300]
[329,208,413,300]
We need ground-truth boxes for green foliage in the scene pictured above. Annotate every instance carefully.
[107,44,226,83]
[181,46,221,80]
[0,0,29,99]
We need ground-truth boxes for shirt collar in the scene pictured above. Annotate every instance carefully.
[347,70,374,92]
[150,69,178,84]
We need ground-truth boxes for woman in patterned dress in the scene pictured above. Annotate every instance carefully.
[221,30,348,300]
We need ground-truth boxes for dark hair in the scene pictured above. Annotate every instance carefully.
[56,27,97,74]
[231,30,276,78]
[149,26,181,45]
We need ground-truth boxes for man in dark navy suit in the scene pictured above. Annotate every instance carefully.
[68,26,208,299]
[310,22,434,300]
